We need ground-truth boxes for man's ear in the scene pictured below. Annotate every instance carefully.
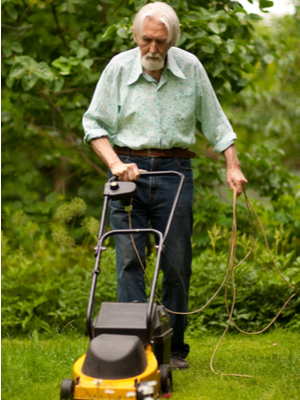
[132,27,137,44]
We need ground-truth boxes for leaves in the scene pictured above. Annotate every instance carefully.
[187,11,202,21]
[134,0,147,12]
[209,34,222,45]
[117,27,128,39]
[8,56,54,91]
[102,24,117,38]
[263,53,275,64]
[259,0,274,11]
[52,56,79,74]
[10,62,27,79]
[201,43,215,54]
[5,2,18,20]
[1,0,299,336]
[54,198,87,222]
[208,22,226,34]
[11,42,23,54]
[226,39,236,54]
[2,0,275,235]
[35,62,55,80]
[53,76,65,93]
[212,63,224,78]
[22,73,38,91]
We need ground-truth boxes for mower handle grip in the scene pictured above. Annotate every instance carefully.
[109,169,148,182]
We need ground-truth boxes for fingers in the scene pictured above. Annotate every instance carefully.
[232,179,247,196]
[113,162,140,181]
[227,169,248,197]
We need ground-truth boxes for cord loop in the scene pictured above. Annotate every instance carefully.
[127,188,296,378]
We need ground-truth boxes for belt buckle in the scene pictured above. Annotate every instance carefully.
[148,148,151,157]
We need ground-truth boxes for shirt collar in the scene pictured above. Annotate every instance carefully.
[126,47,186,85]
[166,48,186,80]
[126,48,143,85]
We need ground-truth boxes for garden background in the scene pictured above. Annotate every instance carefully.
[2,0,300,339]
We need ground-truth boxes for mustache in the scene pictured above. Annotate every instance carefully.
[144,52,164,60]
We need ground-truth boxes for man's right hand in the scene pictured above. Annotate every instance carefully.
[110,160,141,181]
[91,137,141,182]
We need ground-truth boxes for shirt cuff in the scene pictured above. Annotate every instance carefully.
[213,132,237,153]
[83,129,109,145]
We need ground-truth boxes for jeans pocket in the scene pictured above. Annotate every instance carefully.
[175,158,192,171]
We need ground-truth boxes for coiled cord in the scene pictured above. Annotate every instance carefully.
[127,188,296,377]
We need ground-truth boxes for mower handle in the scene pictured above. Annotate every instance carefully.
[87,170,185,341]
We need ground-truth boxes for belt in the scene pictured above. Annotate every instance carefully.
[114,146,195,159]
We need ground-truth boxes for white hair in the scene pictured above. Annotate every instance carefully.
[133,2,181,45]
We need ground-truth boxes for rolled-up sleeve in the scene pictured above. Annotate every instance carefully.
[82,62,120,144]
[195,60,237,153]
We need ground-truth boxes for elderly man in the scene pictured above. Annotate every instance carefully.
[83,2,247,369]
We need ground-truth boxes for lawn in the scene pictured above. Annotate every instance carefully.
[1,329,299,400]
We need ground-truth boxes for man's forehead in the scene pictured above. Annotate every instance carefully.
[142,17,168,38]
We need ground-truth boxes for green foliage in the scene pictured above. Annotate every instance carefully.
[191,145,300,257]
[1,198,118,335]
[2,1,300,336]
[2,191,299,335]
[188,247,300,334]
[176,0,268,94]
[1,238,118,335]
[1,0,279,246]
[225,9,300,167]
[1,0,273,225]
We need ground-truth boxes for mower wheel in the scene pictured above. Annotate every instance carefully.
[60,379,75,400]
[160,364,173,394]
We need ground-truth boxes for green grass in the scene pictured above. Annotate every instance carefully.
[1,330,300,400]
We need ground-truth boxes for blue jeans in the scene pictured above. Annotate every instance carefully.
[109,156,193,358]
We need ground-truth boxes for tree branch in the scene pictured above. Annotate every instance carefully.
[51,4,69,51]
[35,124,108,176]
[114,0,127,12]
[53,88,84,97]
[1,24,19,30]
[78,148,108,177]
[92,57,110,61]
[36,83,64,124]
[68,133,107,176]
[18,5,30,26]
[100,1,108,25]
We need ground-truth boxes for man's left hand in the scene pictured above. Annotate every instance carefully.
[226,167,247,196]
[223,144,247,196]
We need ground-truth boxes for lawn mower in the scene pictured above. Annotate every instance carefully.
[60,170,185,400]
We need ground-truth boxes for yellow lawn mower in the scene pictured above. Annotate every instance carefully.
[60,171,185,400]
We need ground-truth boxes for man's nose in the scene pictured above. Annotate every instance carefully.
[149,41,157,53]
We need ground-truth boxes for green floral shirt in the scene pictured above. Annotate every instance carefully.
[83,46,237,153]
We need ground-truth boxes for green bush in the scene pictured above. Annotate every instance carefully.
[1,197,118,335]
[2,1,300,337]
[1,236,118,335]
[2,190,299,336]
[188,247,300,334]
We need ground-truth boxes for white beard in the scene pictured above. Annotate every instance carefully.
[141,52,165,71]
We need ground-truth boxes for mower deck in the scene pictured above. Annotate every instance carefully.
[72,345,160,399]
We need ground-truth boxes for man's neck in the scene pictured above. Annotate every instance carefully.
[144,68,164,82]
